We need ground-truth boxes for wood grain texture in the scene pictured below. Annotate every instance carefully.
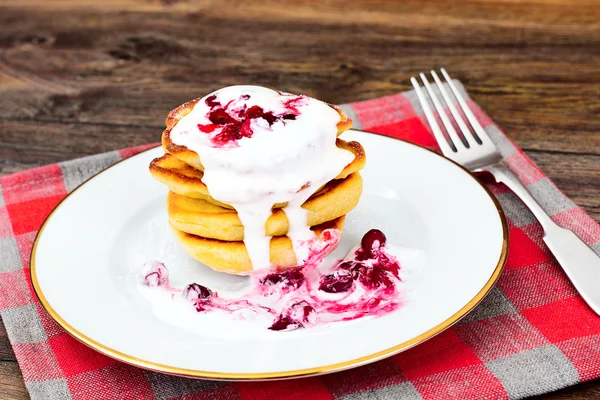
[1,0,599,399]
[0,321,27,400]
[0,361,28,400]
[0,319,16,362]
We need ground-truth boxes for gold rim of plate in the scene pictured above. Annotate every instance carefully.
[30,130,509,380]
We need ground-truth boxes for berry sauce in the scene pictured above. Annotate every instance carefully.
[197,93,306,147]
[140,229,404,332]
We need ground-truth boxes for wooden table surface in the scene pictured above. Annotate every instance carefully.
[1,0,599,398]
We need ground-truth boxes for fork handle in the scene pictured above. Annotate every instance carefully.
[488,163,600,315]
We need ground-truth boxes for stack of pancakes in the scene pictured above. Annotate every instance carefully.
[149,98,366,274]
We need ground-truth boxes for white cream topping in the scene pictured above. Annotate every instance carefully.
[169,85,354,271]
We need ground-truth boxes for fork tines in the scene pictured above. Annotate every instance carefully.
[411,69,491,154]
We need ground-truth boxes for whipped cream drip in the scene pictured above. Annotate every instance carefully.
[169,85,354,271]
[140,229,411,332]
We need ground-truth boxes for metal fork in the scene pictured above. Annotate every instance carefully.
[411,69,600,315]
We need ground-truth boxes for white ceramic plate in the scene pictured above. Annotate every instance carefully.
[32,129,507,380]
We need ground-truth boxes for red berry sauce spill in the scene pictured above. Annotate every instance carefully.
[142,228,407,333]
[196,93,307,147]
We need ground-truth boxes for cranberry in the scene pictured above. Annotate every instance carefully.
[197,123,216,133]
[269,299,315,331]
[199,93,307,146]
[287,301,315,324]
[244,105,265,119]
[261,112,278,125]
[319,268,354,293]
[338,260,361,279]
[183,283,213,302]
[337,260,356,271]
[357,266,394,290]
[205,94,220,108]
[208,108,236,125]
[360,229,387,257]
[212,123,244,145]
[377,253,400,278]
[261,268,305,291]
[140,261,169,287]
[239,119,253,138]
[269,315,301,331]
[355,249,372,261]
[242,105,278,125]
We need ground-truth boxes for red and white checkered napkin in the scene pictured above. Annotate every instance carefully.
[1,81,599,400]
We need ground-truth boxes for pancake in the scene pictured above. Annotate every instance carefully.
[168,172,362,241]
[149,139,366,209]
[171,216,345,274]
[162,96,353,172]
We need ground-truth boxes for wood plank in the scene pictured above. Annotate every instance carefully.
[2,0,600,26]
[0,119,159,175]
[0,318,17,362]
[0,2,598,157]
[526,151,600,222]
[0,361,28,400]
[532,380,600,400]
